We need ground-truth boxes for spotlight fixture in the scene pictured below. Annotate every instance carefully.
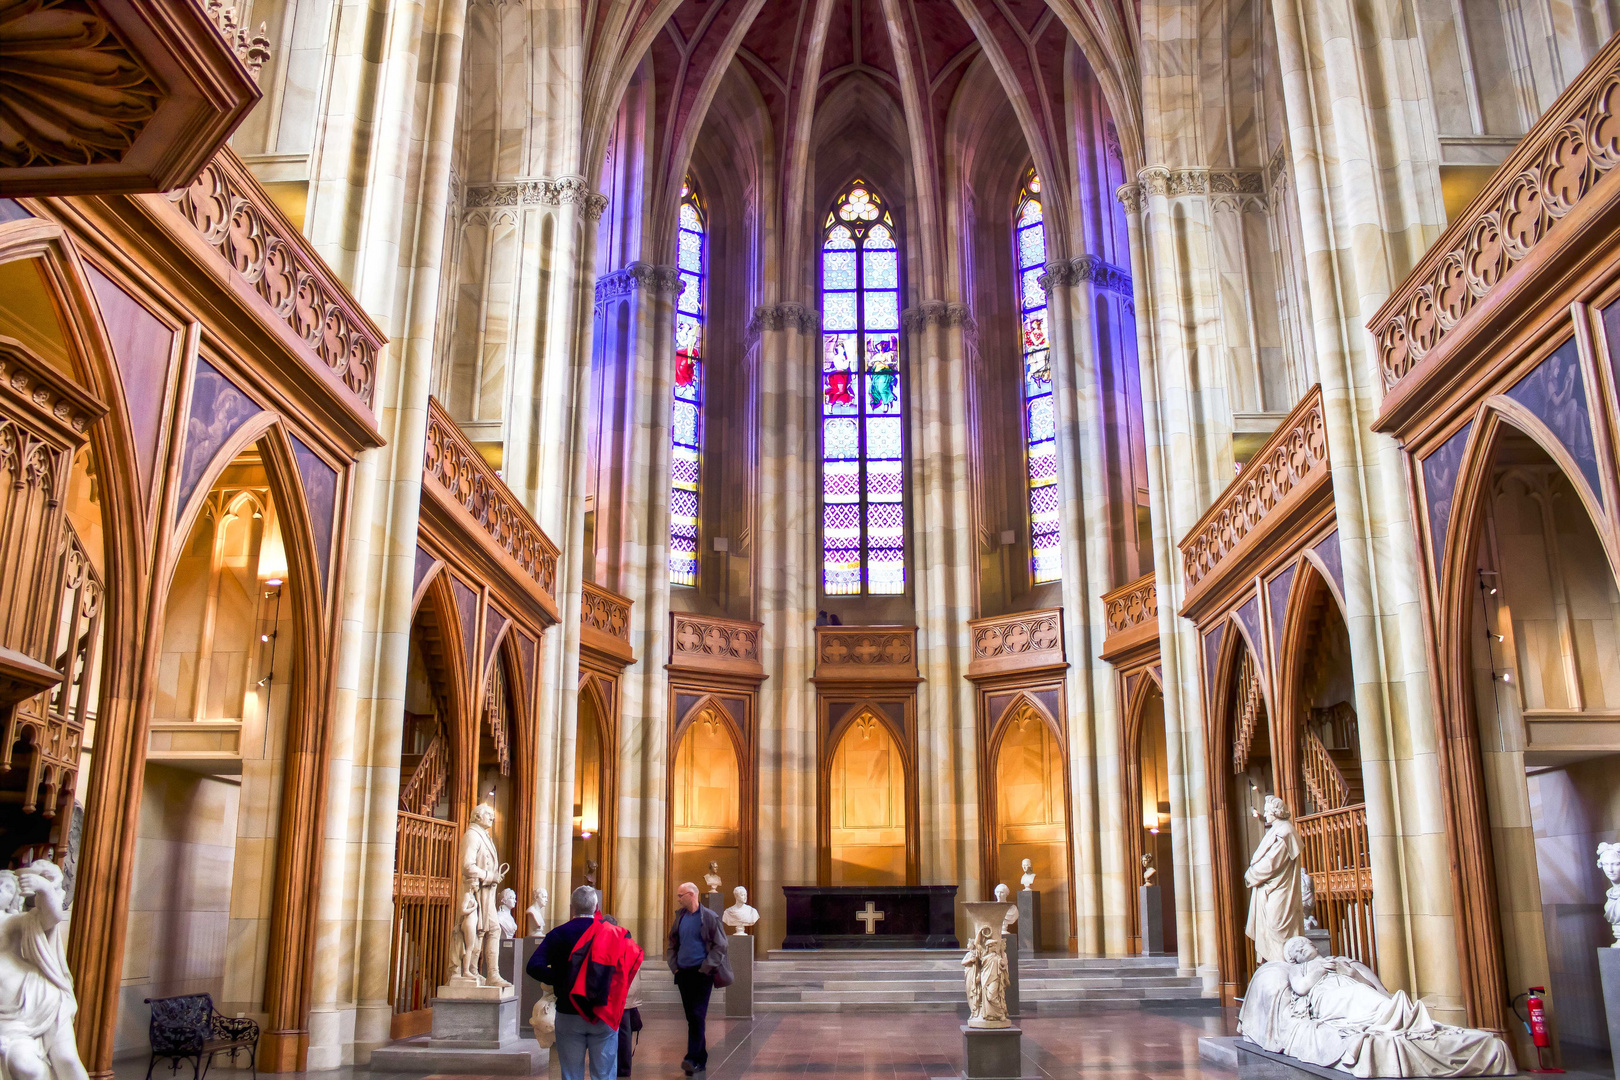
[257,674,272,687]
[260,634,270,643]
[266,577,284,587]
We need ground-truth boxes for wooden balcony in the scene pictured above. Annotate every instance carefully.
[1100,573,1157,666]
[581,581,634,669]
[965,608,1066,681]
[668,613,764,681]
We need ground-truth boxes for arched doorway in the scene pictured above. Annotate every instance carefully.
[1124,677,1176,956]
[572,683,610,899]
[669,700,743,893]
[989,697,1072,950]
[1210,626,1275,996]
[1441,419,1620,1068]
[826,709,909,885]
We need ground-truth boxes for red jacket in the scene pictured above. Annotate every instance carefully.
[566,914,645,1028]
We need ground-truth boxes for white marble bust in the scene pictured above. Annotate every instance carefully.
[1599,841,1620,947]
[704,861,723,895]
[993,883,1017,933]
[495,888,518,939]
[722,886,759,936]
[525,887,548,937]
[1142,852,1157,886]
[1019,858,1035,891]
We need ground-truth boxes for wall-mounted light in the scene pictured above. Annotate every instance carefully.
[266,577,283,588]
[260,634,270,643]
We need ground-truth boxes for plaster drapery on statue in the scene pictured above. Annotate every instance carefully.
[1239,938,1512,1077]
[1245,796,1304,963]
[451,803,510,988]
[0,863,89,1080]
[961,926,1010,1028]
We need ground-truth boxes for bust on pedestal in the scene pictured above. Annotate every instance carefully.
[371,802,544,1074]
[1016,860,1040,956]
[1140,853,1164,956]
[703,862,724,915]
[958,901,1021,1080]
[992,884,1020,1019]
[723,886,758,1018]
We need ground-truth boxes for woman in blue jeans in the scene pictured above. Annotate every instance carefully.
[531,886,618,1080]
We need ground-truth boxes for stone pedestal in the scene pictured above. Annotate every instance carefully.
[704,891,724,916]
[498,937,515,984]
[725,937,754,1018]
[962,1024,1023,1080]
[1304,927,1332,959]
[368,990,546,1075]
[1139,885,1163,955]
[1600,948,1620,1080]
[1016,891,1040,956]
[1002,933,1020,1018]
[517,936,544,1037]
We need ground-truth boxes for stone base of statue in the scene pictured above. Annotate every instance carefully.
[1140,885,1164,955]
[1002,933,1021,1018]
[435,973,515,1001]
[518,936,544,1037]
[368,989,545,1075]
[960,1024,1024,1080]
[1305,927,1332,958]
[726,938,754,1018]
[1017,891,1040,955]
[1600,948,1620,1080]
[1198,1036,1242,1069]
[704,890,724,915]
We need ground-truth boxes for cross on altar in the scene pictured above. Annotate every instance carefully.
[855,901,886,934]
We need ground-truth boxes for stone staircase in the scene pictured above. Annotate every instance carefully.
[641,950,1204,1012]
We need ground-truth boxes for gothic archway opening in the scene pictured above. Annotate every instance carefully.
[1132,682,1176,956]
[827,710,907,886]
[991,700,1071,951]
[572,685,607,898]
[1454,424,1620,1069]
[1218,630,1273,994]
[670,702,742,894]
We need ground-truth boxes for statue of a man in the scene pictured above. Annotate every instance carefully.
[495,888,519,939]
[993,883,1017,933]
[525,887,549,937]
[1142,852,1157,886]
[1244,795,1304,964]
[1598,841,1620,947]
[1019,858,1035,890]
[455,802,510,987]
[722,886,759,936]
[0,862,90,1080]
[704,861,723,895]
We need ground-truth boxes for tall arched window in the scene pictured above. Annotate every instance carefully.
[1016,170,1060,584]
[821,181,904,596]
[670,179,705,587]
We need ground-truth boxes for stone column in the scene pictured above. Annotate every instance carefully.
[902,301,981,907]
[750,303,821,947]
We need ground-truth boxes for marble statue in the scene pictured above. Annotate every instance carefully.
[1019,858,1035,890]
[1239,937,1512,1077]
[1599,841,1620,947]
[704,861,723,895]
[450,801,511,989]
[1244,795,1304,963]
[961,924,1011,1029]
[722,886,759,936]
[495,888,518,939]
[1142,852,1157,887]
[525,887,548,937]
[993,884,1017,933]
[1301,870,1320,931]
[0,861,90,1080]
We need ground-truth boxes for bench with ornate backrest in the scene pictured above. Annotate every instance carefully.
[144,993,259,1080]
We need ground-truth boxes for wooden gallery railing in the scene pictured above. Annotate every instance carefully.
[1297,804,1377,971]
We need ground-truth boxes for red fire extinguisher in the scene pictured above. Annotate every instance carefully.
[1511,988,1564,1073]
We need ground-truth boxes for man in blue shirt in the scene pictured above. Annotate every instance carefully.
[664,881,728,1075]
[529,886,616,1080]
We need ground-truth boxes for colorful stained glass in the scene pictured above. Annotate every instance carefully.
[1016,169,1061,584]
[669,179,707,587]
[820,180,907,595]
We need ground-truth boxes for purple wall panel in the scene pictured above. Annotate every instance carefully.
[1266,564,1297,672]
[483,605,510,678]
[1312,529,1344,600]
[1234,594,1266,679]
[176,360,261,519]
[450,575,479,677]
[290,435,338,593]
[0,199,33,223]
[84,263,173,505]
[1202,623,1225,703]
[414,545,437,596]
[1506,338,1602,501]
[1421,421,1473,575]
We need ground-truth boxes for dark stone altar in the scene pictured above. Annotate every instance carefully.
[782,885,959,948]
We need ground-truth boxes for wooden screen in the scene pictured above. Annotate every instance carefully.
[1298,805,1376,969]
[389,810,457,1035]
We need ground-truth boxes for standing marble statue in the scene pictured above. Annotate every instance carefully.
[0,862,90,1080]
[495,888,519,939]
[722,887,759,936]
[961,925,1010,1028]
[451,802,510,988]
[1599,842,1620,946]
[524,887,548,937]
[1245,795,1304,963]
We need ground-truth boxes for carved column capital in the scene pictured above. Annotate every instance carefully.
[594,262,685,305]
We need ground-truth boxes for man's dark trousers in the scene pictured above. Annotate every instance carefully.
[674,966,715,1068]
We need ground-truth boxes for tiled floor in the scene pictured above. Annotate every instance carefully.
[120,1001,1240,1080]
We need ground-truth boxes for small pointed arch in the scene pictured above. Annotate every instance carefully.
[1272,553,1356,816]
[409,557,447,622]
[986,690,1063,758]
[672,691,747,757]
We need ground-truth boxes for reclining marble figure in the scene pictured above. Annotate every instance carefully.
[1238,937,1512,1078]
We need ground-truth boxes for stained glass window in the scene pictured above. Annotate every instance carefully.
[670,179,705,586]
[821,181,905,595]
[1017,170,1061,583]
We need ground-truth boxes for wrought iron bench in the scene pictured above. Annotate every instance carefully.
[144,993,259,1080]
